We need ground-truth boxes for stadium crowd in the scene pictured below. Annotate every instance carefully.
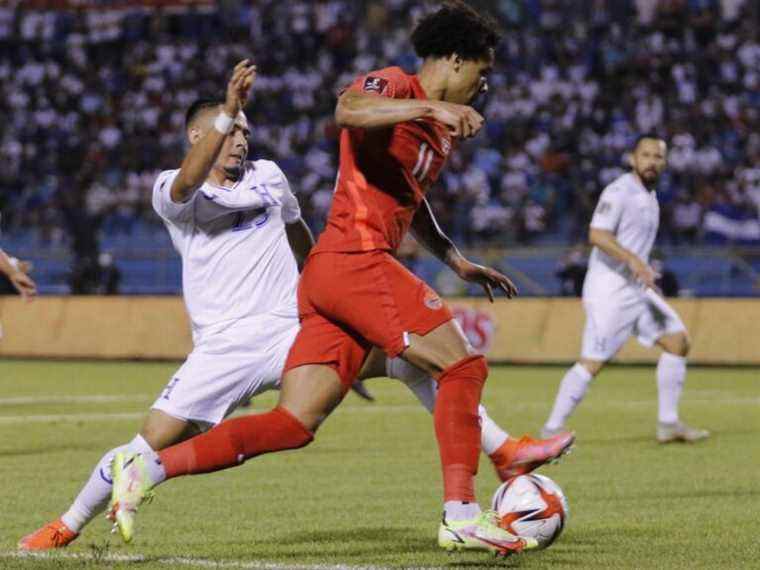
[0,0,758,270]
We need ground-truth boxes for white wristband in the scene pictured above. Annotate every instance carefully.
[214,112,234,135]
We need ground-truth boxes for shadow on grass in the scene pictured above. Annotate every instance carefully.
[247,527,593,568]
[248,526,438,559]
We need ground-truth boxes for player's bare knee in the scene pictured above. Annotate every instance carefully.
[404,323,475,376]
[278,404,322,433]
[659,332,689,357]
[140,410,194,450]
[578,359,603,377]
[436,354,488,387]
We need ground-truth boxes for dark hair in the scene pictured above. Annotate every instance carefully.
[185,98,224,129]
[411,1,500,61]
[633,133,667,150]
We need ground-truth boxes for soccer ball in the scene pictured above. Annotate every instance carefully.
[491,474,569,549]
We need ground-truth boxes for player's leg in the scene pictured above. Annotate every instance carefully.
[19,410,197,550]
[542,358,603,437]
[369,351,573,480]
[154,364,339,484]
[542,298,636,436]
[399,320,534,553]
[109,366,348,545]
[113,311,365,492]
[401,319,483,515]
[108,256,375,542]
[21,346,217,549]
[656,331,690,422]
[335,252,541,553]
[149,312,366,483]
[637,292,708,442]
[107,336,304,542]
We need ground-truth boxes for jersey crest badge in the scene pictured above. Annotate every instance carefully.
[423,287,443,310]
[363,76,388,94]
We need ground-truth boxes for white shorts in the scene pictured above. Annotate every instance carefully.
[581,288,686,361]
[151,313,299,428]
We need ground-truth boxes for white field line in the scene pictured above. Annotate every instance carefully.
[0,550,409,570]
[0,394,152,405]
[0,397,757,425]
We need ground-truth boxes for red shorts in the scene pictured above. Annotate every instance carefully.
[284,250,453,390]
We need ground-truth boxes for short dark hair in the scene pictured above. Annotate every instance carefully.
[185,98,224,129]
[633,133,667,150]
[411,1,500,61]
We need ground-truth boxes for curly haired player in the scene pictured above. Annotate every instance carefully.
[109,3,573,557]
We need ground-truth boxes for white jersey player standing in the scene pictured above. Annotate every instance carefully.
[541,135,709,444]
[20,60,571,551]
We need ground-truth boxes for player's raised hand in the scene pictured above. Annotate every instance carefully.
[450,257,518,301]
[223,59,257,118]
[429,101,484,139]
[9,270,37,301]
[627,256,658,289]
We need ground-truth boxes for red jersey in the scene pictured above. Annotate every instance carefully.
[313,66,453,254]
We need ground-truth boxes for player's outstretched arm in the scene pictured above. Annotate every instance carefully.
[589,228,658,288]
[335,92,483,138]
[410,199,517,301]
[170,60,256,203]
[0,249,36,300]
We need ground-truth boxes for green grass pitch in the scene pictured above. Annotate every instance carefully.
[0,360,758,569]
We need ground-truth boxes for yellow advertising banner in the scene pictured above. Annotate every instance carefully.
[1,296,758,365]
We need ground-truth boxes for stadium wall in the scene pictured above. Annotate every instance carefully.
[2,296,758,365]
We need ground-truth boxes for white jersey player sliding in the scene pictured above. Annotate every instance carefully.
[20,60,572,550]
[541,135,709,444]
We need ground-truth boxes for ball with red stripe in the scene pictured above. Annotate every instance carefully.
[491,474,569,549]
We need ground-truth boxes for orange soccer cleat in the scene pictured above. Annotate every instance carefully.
[18,518,79,551]
[489,431,575,481]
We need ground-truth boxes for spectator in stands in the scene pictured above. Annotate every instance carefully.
[555,245,587,297]
[0,0,758,294]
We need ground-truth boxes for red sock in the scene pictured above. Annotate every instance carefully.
[159,406,313,479]
[434,354,487,502]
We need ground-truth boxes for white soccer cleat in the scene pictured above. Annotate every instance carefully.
[657,421,710,443]
[108,452,155,543]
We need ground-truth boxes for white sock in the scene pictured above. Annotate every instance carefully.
[61,434,154,533]
[386,356,437,412]
[444,500,482,521]
[479,404,509,454]
[545,363,593,430]
[144,447,167,485]
[657,352,686,424]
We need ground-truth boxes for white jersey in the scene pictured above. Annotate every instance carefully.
[152,160,299,342]
[584,172,659,298]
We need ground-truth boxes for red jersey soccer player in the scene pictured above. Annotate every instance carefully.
[110,2,573,556]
